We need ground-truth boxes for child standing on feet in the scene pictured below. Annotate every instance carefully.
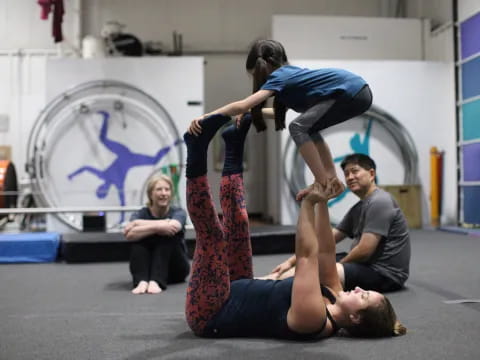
[189,39,373,199]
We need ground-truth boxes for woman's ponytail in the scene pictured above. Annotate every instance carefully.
[393,320,407,336]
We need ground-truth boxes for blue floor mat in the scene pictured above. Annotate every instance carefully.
[0,232,60,263]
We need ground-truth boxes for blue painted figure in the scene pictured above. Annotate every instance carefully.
[68,110,180,223]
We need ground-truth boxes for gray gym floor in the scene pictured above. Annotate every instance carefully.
[1,229,479,360]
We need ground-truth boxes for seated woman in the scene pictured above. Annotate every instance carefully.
[123,174,190,294]
[184,113,406,339]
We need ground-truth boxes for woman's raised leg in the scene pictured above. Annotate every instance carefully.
[219,116,253,281]
[184,115,232,334]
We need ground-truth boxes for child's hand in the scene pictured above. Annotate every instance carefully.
[327,177,346,198]
[304,182,327,203]
[188,116,204,136]
[235,114,243,128]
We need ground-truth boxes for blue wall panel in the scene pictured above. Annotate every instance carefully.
[461,56,480,100]
[462,99,480,141]
[460,10,480,225]
[463,186,480,224]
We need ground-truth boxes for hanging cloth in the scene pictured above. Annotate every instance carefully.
[37,0,65,43]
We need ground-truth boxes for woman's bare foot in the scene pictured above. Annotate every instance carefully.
[147,281,163,294]
[131,280,148,294]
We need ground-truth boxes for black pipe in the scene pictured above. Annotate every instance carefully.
[452,0,460,226]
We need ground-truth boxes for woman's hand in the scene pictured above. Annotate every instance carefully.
[123,220,136,234]
[161,219,179,236]
[123,220,140,240]
[271,261,292,277]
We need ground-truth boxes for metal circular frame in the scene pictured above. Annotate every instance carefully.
[26,80,182,231]
[283,104,419,201]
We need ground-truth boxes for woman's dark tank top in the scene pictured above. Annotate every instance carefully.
[202,277,337,340]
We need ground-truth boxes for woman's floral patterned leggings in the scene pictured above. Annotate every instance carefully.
[185,173,253,335]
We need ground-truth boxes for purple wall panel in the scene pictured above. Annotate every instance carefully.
[461,12,480,59]
[463,143,480,181]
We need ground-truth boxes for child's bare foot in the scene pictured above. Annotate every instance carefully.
[131,280,148,294]
[147,281,163,294]
[326,177,345,199]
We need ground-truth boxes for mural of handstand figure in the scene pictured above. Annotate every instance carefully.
[68,110,180,223]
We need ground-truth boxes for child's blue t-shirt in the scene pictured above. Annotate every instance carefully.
[260,65,367,112]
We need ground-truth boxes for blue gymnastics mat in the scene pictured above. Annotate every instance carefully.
[0,232,60,263]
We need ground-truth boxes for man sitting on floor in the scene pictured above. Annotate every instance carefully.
[261,153,411,292]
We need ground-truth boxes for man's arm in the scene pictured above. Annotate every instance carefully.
[340,193,395,264]
[338,232,381,264]
[333,228,347,244]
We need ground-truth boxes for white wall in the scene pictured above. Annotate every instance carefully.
[406,0,453,27]
[0,0,455,53]
[458,0,480,21]
[0,0,457,221]
[1,0,397,51]
[426,21,455,62]
[80,0,391,51]
[274,15,424,60]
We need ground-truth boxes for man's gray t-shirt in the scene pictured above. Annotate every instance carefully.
[336,188,411,286]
